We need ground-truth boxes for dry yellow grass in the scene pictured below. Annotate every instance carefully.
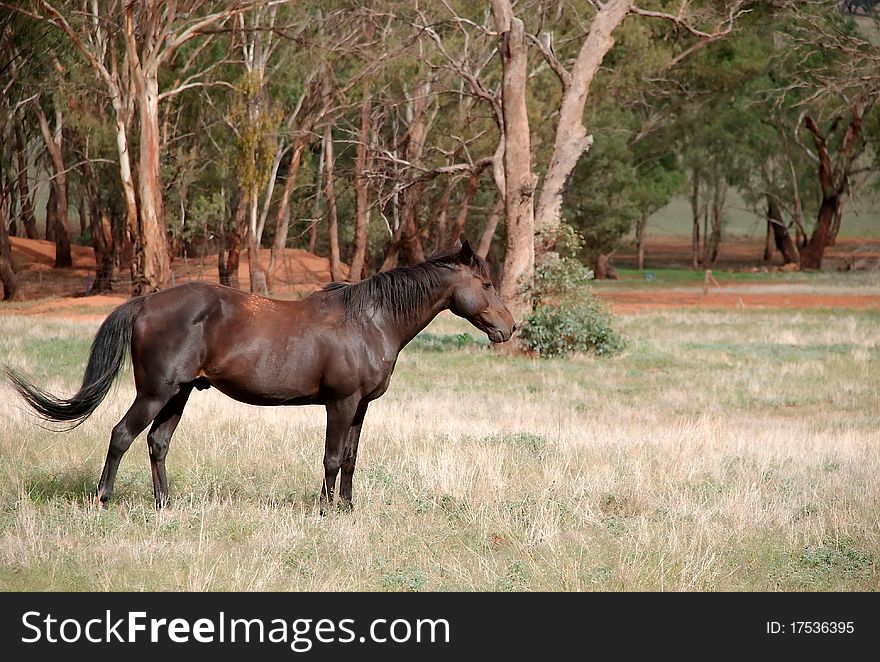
[0,306,878,591]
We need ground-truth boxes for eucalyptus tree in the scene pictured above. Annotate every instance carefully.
[29,0,267,293]
[775,0,880,269]
[423,0,748,319]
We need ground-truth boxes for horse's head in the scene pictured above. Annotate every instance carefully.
[446,240,516,343]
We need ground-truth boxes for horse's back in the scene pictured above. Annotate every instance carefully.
[127,281,385,406]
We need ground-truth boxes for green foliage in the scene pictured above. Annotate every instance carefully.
[184,192,226,243]
[520,257,625,358]
[230,71,283,198]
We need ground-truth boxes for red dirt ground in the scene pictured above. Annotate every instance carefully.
[595,289,880,314]
[599,236,880,313]
[2,236,878,319]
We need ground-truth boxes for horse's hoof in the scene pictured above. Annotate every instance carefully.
[338,501,354,513]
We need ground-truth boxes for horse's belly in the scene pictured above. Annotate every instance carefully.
[205,376,322,407]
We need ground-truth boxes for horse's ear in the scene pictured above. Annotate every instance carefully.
[458,239,474,264]
[451,238,463,251]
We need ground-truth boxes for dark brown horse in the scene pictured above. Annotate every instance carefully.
[6,241,515,510]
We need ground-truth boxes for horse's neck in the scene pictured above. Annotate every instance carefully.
[387,281,452,351]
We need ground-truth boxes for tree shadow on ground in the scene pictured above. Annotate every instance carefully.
[22,467,97,504]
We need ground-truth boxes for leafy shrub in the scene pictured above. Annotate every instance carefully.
[520,257,625,358]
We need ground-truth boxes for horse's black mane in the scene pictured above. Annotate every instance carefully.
[321,246,490,322]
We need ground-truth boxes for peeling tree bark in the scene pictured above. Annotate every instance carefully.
[124,5,171,293]
[533,0,631,252]
[492,5,535,324]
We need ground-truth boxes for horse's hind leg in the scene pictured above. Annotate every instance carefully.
[147,385,193,509]
[96,393,171,507]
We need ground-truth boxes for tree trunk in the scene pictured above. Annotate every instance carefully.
[690,171,701,269]
[78,194,87,238]
[83,159,115,293]
[595,254,617,279]
[448,167,485,245]
[349,13,375,282]
[45,185,57,243]
[800,105,865,271]
[135,71,172,292]
[0,189,22,301]
[709,183,724,264]
[323,121,343,282]
[702,203,710,267]
[397,184,426,265]
[13,126,37,239]
[532,0,631,252]
[309,120,326,256]
[493,6,536,324]
[113,210,132,274]
[219,194,245,289]
[829,201,844,247]
[350,83,373,282]
[767,196,799,265]
[393,80,432,267]
[800,196,839,269]
[32,100,72,268]
[380,222,404,272]
[636,210,648,270]
[431,180,455,253]
[109,94,141,294]
[763,219,773,262]
[247,193,267,293]
[268,138,307,286]
[477,196,504,259]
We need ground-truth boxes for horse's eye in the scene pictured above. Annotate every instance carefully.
[482,282,492,290]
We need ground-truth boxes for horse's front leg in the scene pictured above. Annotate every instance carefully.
[339,401,369,511]
[321,397,360,512]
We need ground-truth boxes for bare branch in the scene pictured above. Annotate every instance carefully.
[631,1,748,39]
[158,79,236,101]
[526,31,571,93]
[158,0,290,67]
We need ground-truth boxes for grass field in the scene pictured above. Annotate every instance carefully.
[0,303,878,591]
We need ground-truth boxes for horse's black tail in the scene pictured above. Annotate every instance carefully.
[5,296,146,428]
